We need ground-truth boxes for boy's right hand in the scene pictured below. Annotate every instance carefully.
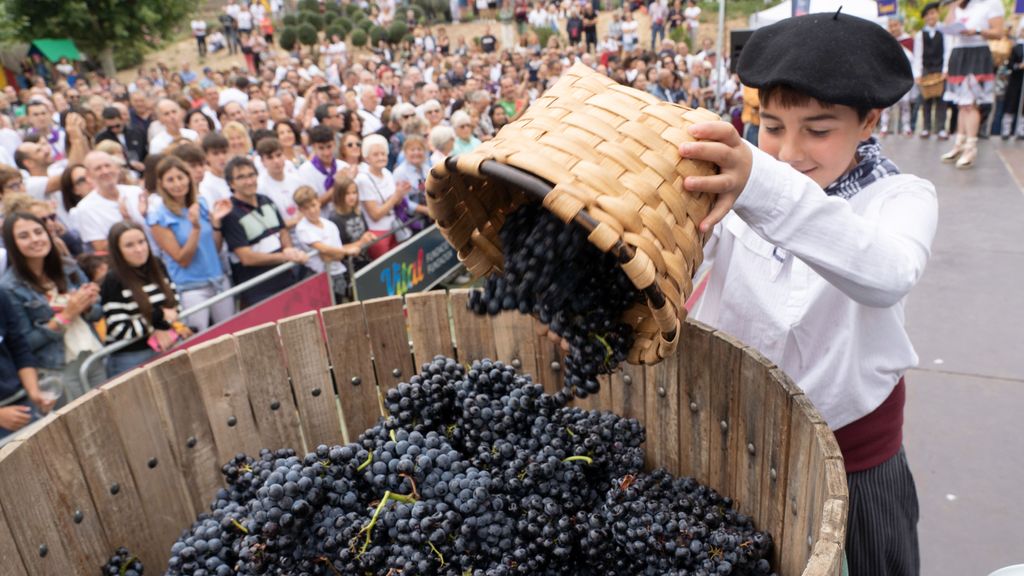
[678,121,753,233]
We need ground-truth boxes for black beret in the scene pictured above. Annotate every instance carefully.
[737,12,913,110]
[921,2,940,17]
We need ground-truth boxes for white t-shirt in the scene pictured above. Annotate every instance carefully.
[952,0,1005,48]
[218,87,250,108]
[68,185,146,244]
[236,10,254,30]
[684,6,701,30]
[258,172,301,223]
[296,158,348,196]
[191,19,207,35]
[356,170,397,231]
[295,217,346,276]
[148,128,199,155]
[199,173,232,207]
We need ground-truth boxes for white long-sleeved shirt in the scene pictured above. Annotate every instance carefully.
[912,27,955,77]
[691,146,938,429]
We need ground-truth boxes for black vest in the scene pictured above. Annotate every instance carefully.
[922,30,944,75]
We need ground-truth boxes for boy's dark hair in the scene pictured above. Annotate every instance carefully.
[201,132,229,153]
[308,124,335,145]
[760,84,872,121]
[250,127,276,147]
[171,143,206,166]
[314,103,333,124]
[255,137,283,157]
[76,253,109,282]
[224,156,257,185]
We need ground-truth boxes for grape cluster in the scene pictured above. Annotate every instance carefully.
[468,204,640,399]
[164,356,776,575]
[101,546,143,575]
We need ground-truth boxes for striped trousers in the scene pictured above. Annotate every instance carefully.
[845,447,921,576]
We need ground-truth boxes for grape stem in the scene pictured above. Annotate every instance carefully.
[427,540,445,566]
[357,452,373,472]
[119,556,137,576]
[588,332,614,366]
[353,490,419,557]
[562,455,594,465]
[230,518,249,534]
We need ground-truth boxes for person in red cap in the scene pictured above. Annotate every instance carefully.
[681,12,938,576]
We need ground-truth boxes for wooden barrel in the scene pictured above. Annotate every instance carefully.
[0,291,846,576]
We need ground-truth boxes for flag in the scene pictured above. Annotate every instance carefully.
[1015,0,1023,14]
[878,0,898,17]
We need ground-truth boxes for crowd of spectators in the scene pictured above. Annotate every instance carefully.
[0,0,1020,438]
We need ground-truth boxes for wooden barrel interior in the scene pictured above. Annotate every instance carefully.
[0,290,846,576]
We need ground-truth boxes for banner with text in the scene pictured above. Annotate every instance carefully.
[877,0,898,17]
[353,224,460,300]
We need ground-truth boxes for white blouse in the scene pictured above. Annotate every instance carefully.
[692,145,938,429]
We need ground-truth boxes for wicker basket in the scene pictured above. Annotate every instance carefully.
[426,63,720,365]
[920,73,945,100]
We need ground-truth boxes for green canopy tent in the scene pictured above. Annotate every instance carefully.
[28,38,81,63]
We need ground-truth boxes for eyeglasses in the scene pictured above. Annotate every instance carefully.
[232,172,258,181]
[73,177,88,186]
[401,113,415,119]
[456,124,471,128]
[426,109,442,114]
[41,214,58,223]
[345,141,362,148]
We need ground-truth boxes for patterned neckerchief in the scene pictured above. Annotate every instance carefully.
[823,137,901,200]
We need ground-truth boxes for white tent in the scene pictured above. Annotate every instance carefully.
[748,0,889,29]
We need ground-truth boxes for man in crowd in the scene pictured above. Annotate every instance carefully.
[149,99,199,155]
[69,151,146,252]
[24,100,65,162]
[95,106,147,173]
[255,137,301,227]
[220,156,308,308]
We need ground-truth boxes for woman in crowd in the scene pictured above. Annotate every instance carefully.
[489,103,509,133]
[341,109,363,136]
[222,120,253,160]
[1,212,103,400]
[428,125,455,167]
[148,157,234,332]
[0,164,26,205]
[101,221,186,378]
[329,176,376,271]
[451,110,481,155]
[59,162,90,216]
[392,135,433,230]
[4,194,79,258]
[941,0,1006,168]
[275,119,308,168]
[339,131,365,178]
[621,10,639,53]
[355,135,409,259]
[185,109,216,138]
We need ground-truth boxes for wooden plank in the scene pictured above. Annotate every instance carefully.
[609,363,645,422]
[0,504,27,576]
[780,393,818,576]
[102,370,195,560]
[27,415,111,572]
[234,323,304,452]
[62,388,167,572]
[405,291,456,366]
[491,311,540,379]
[188,335,262,464]
[802,540,842,576]
[0,429,77,575]
[732,350,769,520]
[146,351,223,515]
[321,303,381,442]
[449,289,497,362]
[707,330,742,501]
[644,352,680,475]
[363,296,416,391]
[678,320,712,483]
[760,366,795,570]
[534,335,566,396]
[279,311,344,448]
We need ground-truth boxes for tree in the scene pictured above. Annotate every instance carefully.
[350,28,367,48]
[6,0,198,76]
[297,23,318,48]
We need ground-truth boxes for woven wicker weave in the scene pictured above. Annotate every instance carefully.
[919,73,944,101]
[426,63,720,365]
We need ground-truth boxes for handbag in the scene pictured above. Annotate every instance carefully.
[367,173,412,243]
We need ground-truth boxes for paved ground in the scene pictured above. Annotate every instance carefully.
[883,135,1024,576]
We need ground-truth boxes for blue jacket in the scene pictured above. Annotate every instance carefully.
[0,288,36,401]
[0,264,101,370]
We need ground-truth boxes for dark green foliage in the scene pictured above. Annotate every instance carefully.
[387,21,408,44]
[297,23,319,46]
[369,25,387,46]
[334,16,353,35]
[350,28,368,47]
[300,10,324,30]
[278,27,299,51]
[326,24,347,41]
[282,14,298,27]
[297,0,319,12]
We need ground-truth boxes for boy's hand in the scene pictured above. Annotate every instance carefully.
[679,121,753,233]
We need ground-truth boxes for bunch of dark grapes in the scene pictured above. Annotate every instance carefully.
[164,356,777,576]
[101,546,143,575]
[468,203,640,399]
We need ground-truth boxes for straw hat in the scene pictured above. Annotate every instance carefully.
[426,63,719,365]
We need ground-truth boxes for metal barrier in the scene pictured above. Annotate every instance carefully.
[78,214,447,389]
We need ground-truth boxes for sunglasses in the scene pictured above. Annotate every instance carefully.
[345,141,362,148]
[74,177,88,186]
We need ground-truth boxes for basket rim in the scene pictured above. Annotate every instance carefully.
[443,155,678,346]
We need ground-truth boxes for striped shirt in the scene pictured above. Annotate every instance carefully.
[100,272,179,349]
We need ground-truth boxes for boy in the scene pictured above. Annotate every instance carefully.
[199,132,232,207]
[296,125,347,213]
[255,137,301,228]
[681,13,937,576]
[292,186,363,303]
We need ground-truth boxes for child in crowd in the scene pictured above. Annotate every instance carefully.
[292,186,367,303]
